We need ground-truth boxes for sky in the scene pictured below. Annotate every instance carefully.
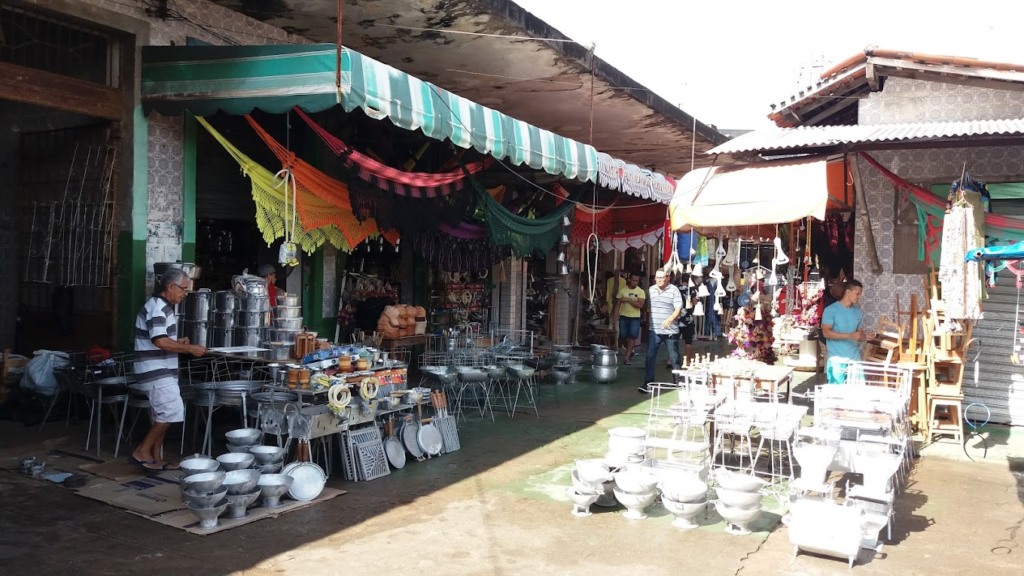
[513,0,1024,130]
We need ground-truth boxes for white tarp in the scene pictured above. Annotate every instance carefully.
[670,156,829,229]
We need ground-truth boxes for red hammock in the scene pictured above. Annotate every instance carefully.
[571,199,617,243]
[243,115,398,248]
[294,107,491,198]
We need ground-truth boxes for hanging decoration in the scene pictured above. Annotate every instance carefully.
[473,181,575,257]
[243,115,397,248]
[195,116,350,253]
[596,153,676,202]
[294,107,492,197]
[571,197,616,243]
[938,175,985,320]
[598,224,664,253]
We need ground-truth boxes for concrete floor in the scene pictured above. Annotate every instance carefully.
[1,345,1022,576]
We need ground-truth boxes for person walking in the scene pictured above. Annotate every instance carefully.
[130,268,207,472]
[821,278,872,384]
[640,269,683,393]
[616,273,645,365]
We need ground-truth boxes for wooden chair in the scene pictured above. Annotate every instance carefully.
[863,317,904,364]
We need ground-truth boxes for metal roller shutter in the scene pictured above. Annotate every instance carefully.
[968,271,1024,425]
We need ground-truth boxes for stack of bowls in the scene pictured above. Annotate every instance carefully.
[612,466,660,520]
[606,426,647,467]
[567,459,613,517]
[713,468,765,535]
[659,473,709,529]
[179,455,220,484]
[249,445,287,474]
[222,469,262,519]
[224,427,261,454]
[274,293,303,335]
[181,471,228,529]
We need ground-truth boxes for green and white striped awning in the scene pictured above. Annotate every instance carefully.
[142,44,598,183]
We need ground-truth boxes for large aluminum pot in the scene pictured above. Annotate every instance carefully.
[275,305,302,319]
[183,289,213,322]
[236,310,270,327]
[592,348,618,367]
[214,290,237,312]
[268,328,300,344]
[238,296,270,312]
[276,292,299,307]
[213,311,236,329]
[232,273,268,297]
[154,261,201,280]
[591,364,618,382]
[181,320,210,348]
[234,327,265,347]
[274,317,303,330]
[212,327,234,348]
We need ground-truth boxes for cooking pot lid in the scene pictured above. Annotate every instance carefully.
[286,461,326,501]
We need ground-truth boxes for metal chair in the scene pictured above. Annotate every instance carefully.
[113,386,152,459]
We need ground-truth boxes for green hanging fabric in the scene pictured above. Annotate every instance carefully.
[474,184,575,258]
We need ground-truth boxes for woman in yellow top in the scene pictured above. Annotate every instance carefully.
[616,273,646,364]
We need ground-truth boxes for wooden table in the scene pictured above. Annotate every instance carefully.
[711,363,795,403]
[381,334,429,355]
[896,361,929,436]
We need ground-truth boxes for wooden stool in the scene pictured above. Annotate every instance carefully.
[929,394,964,445]
[592,326,616,348]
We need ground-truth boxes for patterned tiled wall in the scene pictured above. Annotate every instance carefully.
[78,0,306,290]
[854,78,1024,329]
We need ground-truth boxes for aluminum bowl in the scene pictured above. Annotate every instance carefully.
[186,500,228,529]
[224,488,262,519]
[225,428,262,445]
[182,471,226,495]
[249,445,287,465]
[225,443,257,454]
[575,459,612,485]
[613,468,659,494]
[223,468,261,495]
[714,468,766,493]
[258,473,294,508]
[659,475,708,503]
[715,487,764,508]
[216,452,255,471]
[256,461,283,474]
[180,456,220,477]
[181,485,228,508]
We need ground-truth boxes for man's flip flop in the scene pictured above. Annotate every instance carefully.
[162,462,181,471]
[128,454,162,472]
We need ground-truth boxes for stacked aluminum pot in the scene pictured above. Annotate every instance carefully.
[263,292,302,360]
[181,288,213,348]
[591,344,618,382]
[211,290,237,348]
[233,274,271,347]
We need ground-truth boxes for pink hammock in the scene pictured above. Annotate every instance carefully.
[294,107,491,198]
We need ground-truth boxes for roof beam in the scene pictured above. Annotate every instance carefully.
[866,62,880,91]
[870,57,1024,91]
[0,61,122,120]
[802,97,860,126]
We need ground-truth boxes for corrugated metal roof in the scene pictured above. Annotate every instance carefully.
[709,118,1024,154]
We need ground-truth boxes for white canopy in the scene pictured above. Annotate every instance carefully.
[669,156,829,230]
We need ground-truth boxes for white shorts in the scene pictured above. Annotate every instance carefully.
[148,385,185,423]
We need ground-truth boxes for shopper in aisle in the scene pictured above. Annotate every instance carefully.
[820,278,872,384]
[639,269,683,393]
[616,273,645,365]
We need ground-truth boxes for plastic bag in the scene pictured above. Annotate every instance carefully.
[21,350,71,397]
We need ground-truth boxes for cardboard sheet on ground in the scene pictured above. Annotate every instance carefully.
[133,488,345,535]
[79,459,148,481]
[75,471,186,516]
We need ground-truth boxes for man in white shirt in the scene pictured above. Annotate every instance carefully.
[640,269,683,393]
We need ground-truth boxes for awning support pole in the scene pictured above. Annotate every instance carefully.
[849,153,883,274]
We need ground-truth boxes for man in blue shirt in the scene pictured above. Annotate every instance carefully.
[821,279,872,383]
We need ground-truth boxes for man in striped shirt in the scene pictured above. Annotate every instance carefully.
[641,269,683,393]
[130,268,207,472]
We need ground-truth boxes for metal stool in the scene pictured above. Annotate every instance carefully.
[84,375,130,457]
[114,387,152,459]
[455,367,493,422]
[505,364,538,419]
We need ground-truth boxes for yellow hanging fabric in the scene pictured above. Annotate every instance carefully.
[195,116,349,253]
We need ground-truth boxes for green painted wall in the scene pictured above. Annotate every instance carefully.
[116,106,150,352]
[182,115,197,262]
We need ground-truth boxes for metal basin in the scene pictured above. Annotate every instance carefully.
[225,443,257,454]
[225,427,261,445]
[180,456,219,477]
[182,471,226,495]
[216,452,255,471]
[223,469,261,495]
[715,487,763,508]
[257,473,294,508]
[186,500,228,529]
[224,488,261,519]
[249,445,287,465]
[182,485,228,508]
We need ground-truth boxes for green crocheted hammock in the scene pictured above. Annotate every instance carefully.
[473,182,575,258]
